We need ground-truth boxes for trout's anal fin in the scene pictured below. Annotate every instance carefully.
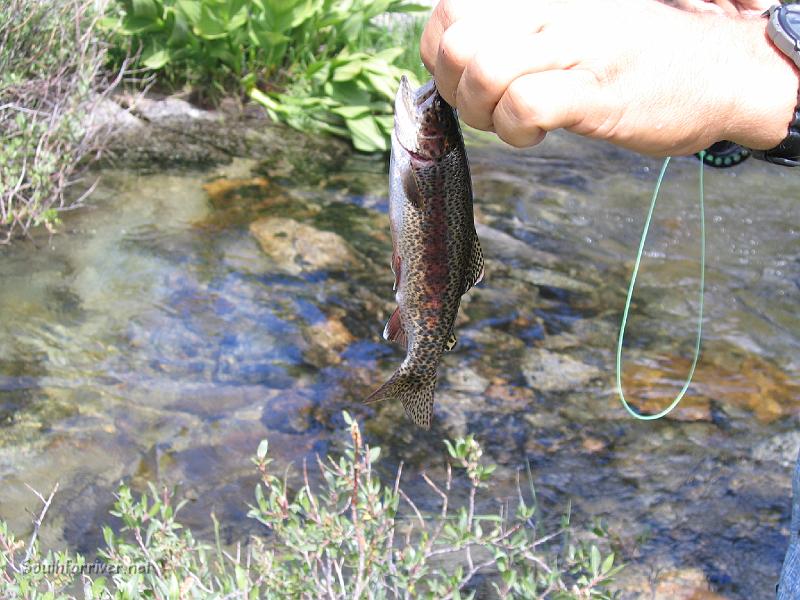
[462,234,485,294]
[383,307,408,348]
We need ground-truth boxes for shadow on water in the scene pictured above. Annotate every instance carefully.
[0,131,798,597]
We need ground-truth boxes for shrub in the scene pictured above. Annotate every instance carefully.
[103,0,428,151]
[0,0,118,242]
[0,414,622,599]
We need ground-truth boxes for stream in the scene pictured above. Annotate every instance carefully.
[1,128,799,598]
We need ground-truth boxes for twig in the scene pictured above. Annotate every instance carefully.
[21,482,59,567]
[397,488,425,530]
[133,526,164,581]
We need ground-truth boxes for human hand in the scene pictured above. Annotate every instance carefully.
[672,0,772,17]
[420,0,798,156]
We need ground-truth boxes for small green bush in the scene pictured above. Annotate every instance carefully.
[0,414,622,599]
[103,0,428,151]
[0,0,115,242]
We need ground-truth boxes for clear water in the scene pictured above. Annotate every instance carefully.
[1,131,798,597]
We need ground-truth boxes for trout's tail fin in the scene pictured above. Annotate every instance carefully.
[366,370,436,430]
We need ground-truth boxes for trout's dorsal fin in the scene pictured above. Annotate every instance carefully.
[462,234,484,294]
[383,307,408,348]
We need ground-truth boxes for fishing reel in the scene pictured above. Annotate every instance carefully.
[695,140,750,168]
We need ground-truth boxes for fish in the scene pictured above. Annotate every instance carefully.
[366,76,484,430]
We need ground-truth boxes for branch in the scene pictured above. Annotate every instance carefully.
[21,482,59,567]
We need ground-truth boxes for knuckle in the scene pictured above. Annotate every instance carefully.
[500,132,530,149]
[438,27,464,63]
[463,53,495,96]
[440,0,459,21]
[459,107,491,132]
[504,80,536,125]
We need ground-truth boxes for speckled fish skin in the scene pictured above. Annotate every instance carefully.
[366,76,484,430]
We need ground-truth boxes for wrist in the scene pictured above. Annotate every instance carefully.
[723,15,800,150]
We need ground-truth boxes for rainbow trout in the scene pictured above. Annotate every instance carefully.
[367,77,484,429]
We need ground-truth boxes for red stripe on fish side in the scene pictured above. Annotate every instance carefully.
[419,165,449,317]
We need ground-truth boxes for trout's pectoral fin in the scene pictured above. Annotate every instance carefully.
[461,235,485,295]
[391,251,401,291]
[383,307,408,348]
[402,169,423,210]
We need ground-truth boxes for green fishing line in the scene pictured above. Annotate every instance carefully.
[615,152,706,420]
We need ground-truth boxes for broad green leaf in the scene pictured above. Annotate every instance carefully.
[142,47,170,69]
[340,13,365,38]
[375,114,394,134]
[331,105,370,119]
[346,115,386,152]
[363,70,397,101]
[131,0,160,19]
[601,552,615,575]
[590,545,601,576]
[287,0,319,28]
[361,0,391,19]
[175,0,201,25]
[120,15,163,34]
[325,80,370,106]
[372,47,404,64]
[331,60,363,82]
[91,577,107,596]
[225,3,249,32]
[96,16,120,31]
[248,12,290,48]
[167,11,190,46]
[387,2,430,13]
[194,3,227,39]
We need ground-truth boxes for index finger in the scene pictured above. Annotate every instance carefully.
[420,0,476,73]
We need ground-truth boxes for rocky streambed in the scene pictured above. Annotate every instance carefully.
[1,96,799,598]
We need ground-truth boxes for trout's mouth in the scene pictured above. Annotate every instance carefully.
[413,78,437,109]
[394,76,445,159]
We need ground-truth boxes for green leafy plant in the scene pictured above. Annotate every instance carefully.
[0,0,119,242]
[104,0,428,151]
[0,414,623,598]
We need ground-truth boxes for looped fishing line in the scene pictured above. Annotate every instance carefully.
[615,153,706,420]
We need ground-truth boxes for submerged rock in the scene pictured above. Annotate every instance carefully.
[303,316,355,366]
[620,351,800,422]
[753,431,800,468]
[521,347,603,392]
[475,222,559,268]
[444,366,489,394]
[249,217,358,275]
[203,176,270,205]
[622,567,729,600]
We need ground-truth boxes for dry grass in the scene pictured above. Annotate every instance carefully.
[0,0,123,242]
